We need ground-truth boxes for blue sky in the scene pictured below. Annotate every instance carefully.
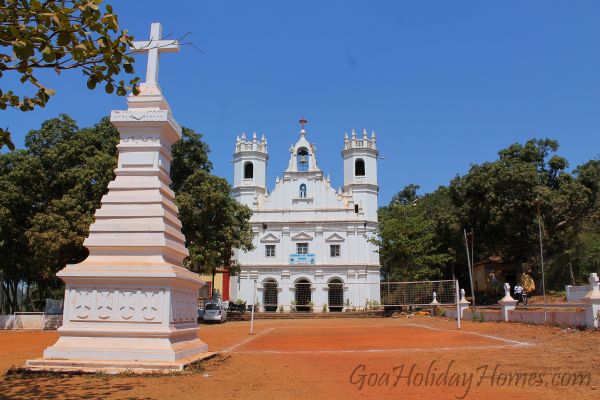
[3,1,599,205]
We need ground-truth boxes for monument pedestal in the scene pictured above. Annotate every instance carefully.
[26,265,210,373]
[26,66,211,372]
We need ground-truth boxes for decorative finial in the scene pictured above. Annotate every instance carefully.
[344,132,348,140]
[236,135,240,142]
[351,129,356,139]
[252,132,257,142]
[371,131,376,140]
[241,131,246,140]
[362,128,368,138]
[131,22,180,85]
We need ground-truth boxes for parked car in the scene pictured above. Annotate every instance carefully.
[203,302,227,323]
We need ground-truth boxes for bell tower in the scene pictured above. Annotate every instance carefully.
[232,132,268,207]
[342,129,379,221]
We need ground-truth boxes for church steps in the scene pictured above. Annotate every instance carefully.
[226,310,384,321]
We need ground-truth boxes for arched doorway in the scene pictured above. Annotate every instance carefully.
[294,279,311,312]
[328,278,344,312]
[262,279,278,312]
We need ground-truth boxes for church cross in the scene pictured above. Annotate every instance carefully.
[299,117,308,130]
[131,22,179,85]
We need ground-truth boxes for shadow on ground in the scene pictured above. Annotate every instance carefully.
[0,355,230,400]
[0,370,148,400]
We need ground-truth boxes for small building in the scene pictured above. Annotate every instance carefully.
[473,257,534,295]
[199,268,231,304]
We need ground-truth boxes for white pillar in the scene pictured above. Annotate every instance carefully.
[281,270,291,312]
[583,273,600,329]
[458,288,470,319]
[430,291,439,315]
[314,270,325,312]
[498,282,517,322]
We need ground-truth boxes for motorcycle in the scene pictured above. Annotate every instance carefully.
[515,290,528,305]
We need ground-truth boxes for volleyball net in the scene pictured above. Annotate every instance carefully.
[251,279,458,312]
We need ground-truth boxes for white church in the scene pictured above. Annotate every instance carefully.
[230,121,381,312]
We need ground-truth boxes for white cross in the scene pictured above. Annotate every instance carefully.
[131,22,179,85]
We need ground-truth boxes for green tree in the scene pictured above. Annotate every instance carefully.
[0,115,118,312]
[391,183,420,205]
[0,0,140,149]
[449,139,595,289]
[0,116,254,311]
[548,159,600,286]
[170,127,212,193]
[373,185,452,281]
[171,128,254,294]
[1,118,256,311]
[419,186,463,280]
[0,149,42,311]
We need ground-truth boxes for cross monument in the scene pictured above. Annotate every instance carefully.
[27,22,210,374]
[132,22,179,85]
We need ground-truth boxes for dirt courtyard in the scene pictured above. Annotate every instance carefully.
[0,316,598,400]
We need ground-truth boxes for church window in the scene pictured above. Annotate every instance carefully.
[263,279,278,311]
[328,279,344,311]
[354,204,359,214]
[299,183,307,198]
[330,244,340,257]
[297,147,309,171]
[244,161,254,179]
[265,245,276,257]
[297,243,309,255]
[355,159,365,176]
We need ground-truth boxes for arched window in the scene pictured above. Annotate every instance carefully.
[299,183,307,198]
[263,279,278,312]
[297,147,309,172]
[295,278,312,312]
[328,278,344,312]
[355,158,365,176]
[244,161,254,179]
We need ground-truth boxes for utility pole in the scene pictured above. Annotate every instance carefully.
[463,229,476,308]
[536,200,548,323]
[470,229,475,281]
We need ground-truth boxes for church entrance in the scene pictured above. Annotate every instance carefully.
[262,280,278,312]
[294,279,312,312]
[328,279,344,312]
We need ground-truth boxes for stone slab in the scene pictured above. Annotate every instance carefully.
[25,351,216,374]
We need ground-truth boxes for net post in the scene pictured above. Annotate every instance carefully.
[250,279,257,335]
[456,280,461,330]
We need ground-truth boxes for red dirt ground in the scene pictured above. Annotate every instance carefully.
[0,317,598,400]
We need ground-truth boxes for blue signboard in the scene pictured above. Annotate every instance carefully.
[289,253,316,265]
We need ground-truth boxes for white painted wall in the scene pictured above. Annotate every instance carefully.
[231,129,381,310]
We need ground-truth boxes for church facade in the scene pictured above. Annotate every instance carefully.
[230,123,381,312]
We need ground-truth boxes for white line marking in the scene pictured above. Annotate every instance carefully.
[230,344,526,355]
[407,323,531,347]
[222,328,275,353]
[223,323,530,354]
[267,324,394,329]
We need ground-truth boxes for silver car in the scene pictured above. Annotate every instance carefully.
[203,302,227,323]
